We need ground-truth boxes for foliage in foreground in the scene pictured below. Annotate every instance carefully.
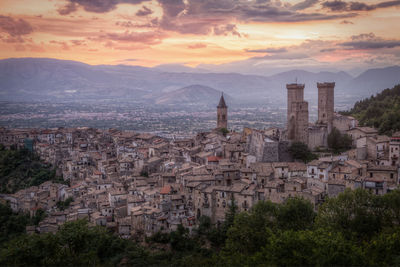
[2,189,400,266]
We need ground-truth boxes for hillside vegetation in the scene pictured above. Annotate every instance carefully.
[341,84,400,135]
[2,189,400,266]
[0,146,66,194]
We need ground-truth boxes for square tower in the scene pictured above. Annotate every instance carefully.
[286,84,309,144]
[317,82,335,131]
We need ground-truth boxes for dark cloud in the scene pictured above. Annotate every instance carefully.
[97,30,165,45]
[0,15,33,38]
[136,6,153,16]
[57,2,78,15]
[340,19,353,24]
[157,0,185,17]
[213,24,241,37]
[320,48,336,52]
[340,33,400,49]
[322,0,400,12]
[58,0,149,15]
[116,21,134,27]
[55,0,369,37]
[155,0,356,36]
[70,39,86,46]
[290,0,319,11]
[227,2,357,22]
[341,40,400,49]
[246,47,288,53]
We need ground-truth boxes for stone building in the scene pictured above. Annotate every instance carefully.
[390,132,400,166]
[286,83,309,144]
[217,93,228,129]
[317,82,335,131]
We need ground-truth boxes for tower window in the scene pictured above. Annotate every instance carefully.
[222,115,226,120]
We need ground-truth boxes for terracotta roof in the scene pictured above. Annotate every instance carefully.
[207,156,221,162]
[160,185,171,195]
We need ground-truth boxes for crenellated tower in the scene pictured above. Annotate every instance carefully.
[317,82,335,132]
[286,83,309,144]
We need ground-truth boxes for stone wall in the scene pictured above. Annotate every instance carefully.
[333,113,357,133]
[262,142,279,162]
[308,125,327,150]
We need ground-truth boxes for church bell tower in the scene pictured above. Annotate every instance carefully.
[217,93,228,129]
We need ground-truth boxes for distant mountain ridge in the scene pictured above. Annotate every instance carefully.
[0,58,399,106]
[155,85,232,105]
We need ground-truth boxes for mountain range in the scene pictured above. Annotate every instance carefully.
[154,85,233,105]
[0,58,399,107]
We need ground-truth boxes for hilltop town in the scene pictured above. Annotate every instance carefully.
[1,82,399,238]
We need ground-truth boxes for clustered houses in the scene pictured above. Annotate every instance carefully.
[1,90,400,237]
[1,124,400,238]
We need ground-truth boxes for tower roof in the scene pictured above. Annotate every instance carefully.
[217,93,227,108]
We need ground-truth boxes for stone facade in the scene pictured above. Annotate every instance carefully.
[286,84,309,144]
[317,82,335,131]
[308,125,328,150]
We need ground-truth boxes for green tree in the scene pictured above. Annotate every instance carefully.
[316,189,383,239]
[56,197,74,211]
[219,128,229,136]
[277,197,316,231]
[340,84,400,135]
[251,229,365,266]
[327,127,353,153]
[0,202,29,244]
[288,142,318,163]
[223,201,277,257]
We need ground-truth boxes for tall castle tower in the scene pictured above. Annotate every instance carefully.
[217,93,228,129]
[317,82,335,132]
[287,84,309,144]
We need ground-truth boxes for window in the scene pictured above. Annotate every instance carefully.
[370,172,373,178]
[333,173,336,178]
[391,173,394,179]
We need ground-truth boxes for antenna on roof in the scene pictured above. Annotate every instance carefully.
[295,77,298,84]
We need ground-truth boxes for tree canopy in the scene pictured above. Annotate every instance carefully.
[341,84,400,135]
[0,147,66,194]
[327,127,353,153]
[288,142,318,162]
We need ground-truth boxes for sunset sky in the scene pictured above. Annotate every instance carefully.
[1,0,400,74]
